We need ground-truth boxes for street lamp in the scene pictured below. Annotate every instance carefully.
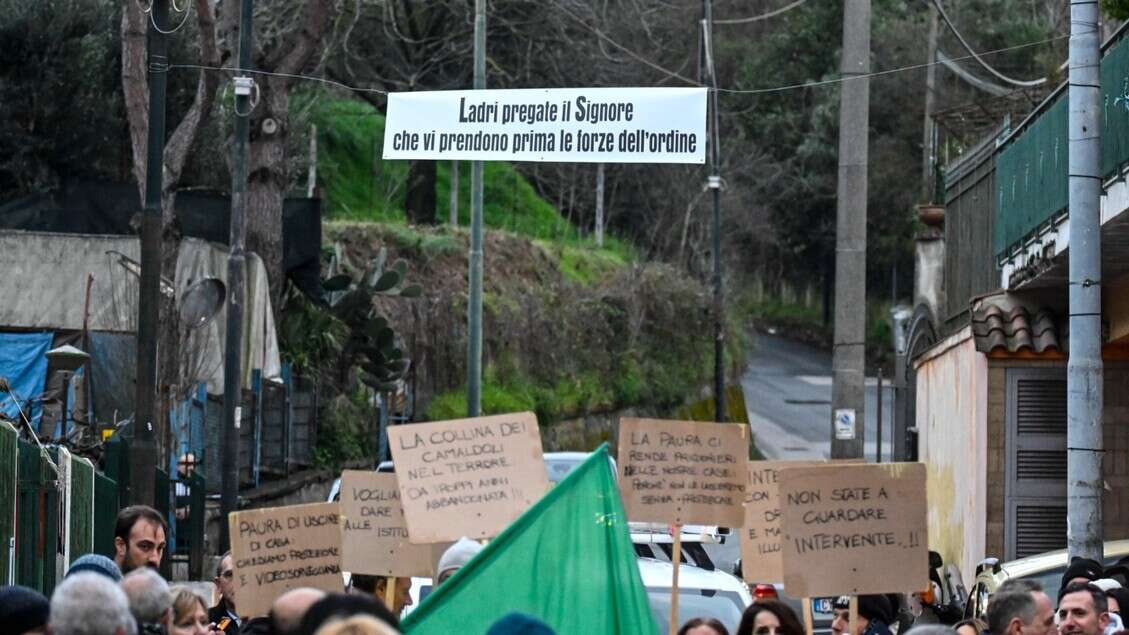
[889,305,912,461]
[45,344,91,439]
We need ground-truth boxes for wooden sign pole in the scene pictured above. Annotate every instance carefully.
[384,577,397,611]
[669,525,682,635]
[801,598,814,635]
[849,596,858,635]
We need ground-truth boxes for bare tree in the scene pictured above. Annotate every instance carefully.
[121,0,222,388]
[216,0,337,302]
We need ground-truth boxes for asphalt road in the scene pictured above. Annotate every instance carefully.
[741,331,894,462]
[706,331,895,576]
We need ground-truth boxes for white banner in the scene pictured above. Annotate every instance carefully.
[382,87,707,164]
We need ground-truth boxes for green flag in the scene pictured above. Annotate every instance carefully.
[403,444,658,634]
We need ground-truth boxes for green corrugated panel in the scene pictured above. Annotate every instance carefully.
[1102,37,1129,176]
[995,96,1069,256]
[16,439,58,594]
[0,421,17,584]
[69,455,94,561]
[93,472,118,558]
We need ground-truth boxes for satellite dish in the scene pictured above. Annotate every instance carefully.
[179,278,226,330]
[46,345,91,372]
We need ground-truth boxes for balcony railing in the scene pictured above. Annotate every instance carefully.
[994,27,1129,259]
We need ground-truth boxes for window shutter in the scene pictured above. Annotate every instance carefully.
[1005,368,1067,560]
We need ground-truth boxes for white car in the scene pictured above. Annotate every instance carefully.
[639,557,752,633]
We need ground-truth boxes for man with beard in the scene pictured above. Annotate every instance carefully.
[112,505,167,575]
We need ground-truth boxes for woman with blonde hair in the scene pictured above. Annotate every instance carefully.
[313,615,400,635]
[168,587,211,635]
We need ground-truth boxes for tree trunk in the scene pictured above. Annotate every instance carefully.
[219,0,335,310]
[122,0,220,391]
[405,160,438,224]
[245,75,289,308]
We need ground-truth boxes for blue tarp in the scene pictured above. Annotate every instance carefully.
[0,331,53,424]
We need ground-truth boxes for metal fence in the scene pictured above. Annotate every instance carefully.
[0,426,206,593]
[203,365,318,492]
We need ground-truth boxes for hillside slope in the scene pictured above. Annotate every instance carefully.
[313,221,745,423]
[284,98,746,460]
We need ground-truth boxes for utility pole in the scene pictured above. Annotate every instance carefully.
[467,0,486,417]
[830,0,870,459]
[450,161,459,226]
[702,0,726,424]
[132,0,169,507]
[594,163,605,248]
[921,1,939,202]
[1066,0,1103,561]
[221,0,254,551]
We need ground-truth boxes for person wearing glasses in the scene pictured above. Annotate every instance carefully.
[208,552,240,633]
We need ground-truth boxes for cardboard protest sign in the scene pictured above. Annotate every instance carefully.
[740,461,814,584]
[383,87,706,164]
[617,418,749,527]
[340,471,434,577]
[739,460,865,585]
[387,412,550,543]
[779,462,927,597]
[229,502,343,617]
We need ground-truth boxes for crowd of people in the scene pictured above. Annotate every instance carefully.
[4,504,1129,635]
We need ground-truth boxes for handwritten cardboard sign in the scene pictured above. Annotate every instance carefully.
[229,502,343,617]
[740,461,816,584]
[617,418,749,527]
[340,471,434,577]
[779,462,927,597]
[387,412,549,543]
[739,460,865,586]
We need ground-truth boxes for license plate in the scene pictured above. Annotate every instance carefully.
[813,598,835,614]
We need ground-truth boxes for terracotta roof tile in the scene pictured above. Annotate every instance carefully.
[971,305,1061,354]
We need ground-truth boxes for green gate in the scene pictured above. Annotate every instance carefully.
[16,439,60,595]
[93,471,118,558]
[69,453,95,563]
[0,421,17,584]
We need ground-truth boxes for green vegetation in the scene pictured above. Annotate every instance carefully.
[299,100,749,464]
[740,293,898,372]
[541,242,631,286]
[310,98,635,260]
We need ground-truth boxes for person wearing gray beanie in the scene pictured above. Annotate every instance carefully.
[436,537,484,584]
[66,553,124,582]
[0,585,50,635]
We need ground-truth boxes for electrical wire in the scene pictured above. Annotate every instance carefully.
[716,33,1071,94]
[714,0,807,25]
[550,3,700,85]
[929,0,1048,87]
[166,31,1073,98]
[169,64,390,95]
[139,0,193,36]
[1,390,62,479]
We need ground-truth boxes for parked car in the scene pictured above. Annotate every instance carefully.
[640,557,752,633]
[964,540,1129,620]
